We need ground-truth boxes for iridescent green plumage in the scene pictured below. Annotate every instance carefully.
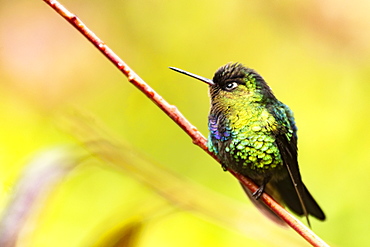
[170,63,325,225]
[208,64,293,178]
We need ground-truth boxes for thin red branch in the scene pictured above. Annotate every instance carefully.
[42,1,329,247]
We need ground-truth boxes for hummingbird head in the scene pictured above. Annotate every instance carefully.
[170,63,276,107]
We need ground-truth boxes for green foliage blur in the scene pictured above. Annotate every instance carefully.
[0,0,369,246]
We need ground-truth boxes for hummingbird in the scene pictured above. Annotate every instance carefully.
[170,63,325,226]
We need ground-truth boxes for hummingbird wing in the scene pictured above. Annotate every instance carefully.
[273,104,325,223]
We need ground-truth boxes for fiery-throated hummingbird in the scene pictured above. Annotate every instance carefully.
[170,63,325,225]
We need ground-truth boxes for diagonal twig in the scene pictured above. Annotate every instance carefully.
[42,1,329,246]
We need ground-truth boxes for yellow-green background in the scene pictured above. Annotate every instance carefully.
[1,0,369,246]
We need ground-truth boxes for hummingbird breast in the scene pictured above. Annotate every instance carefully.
[208,103,286,181]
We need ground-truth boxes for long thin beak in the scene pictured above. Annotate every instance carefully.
[169,67,214,86]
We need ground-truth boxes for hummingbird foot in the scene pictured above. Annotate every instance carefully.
[252,177,270,200]
[221,163,228,171]
[252,184,266,200]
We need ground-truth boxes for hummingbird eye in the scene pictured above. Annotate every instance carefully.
[224,82,238,91]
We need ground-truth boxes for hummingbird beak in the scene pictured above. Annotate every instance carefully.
[169,67,214,86]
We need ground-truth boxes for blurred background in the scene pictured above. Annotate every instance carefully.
[0,0,369,246]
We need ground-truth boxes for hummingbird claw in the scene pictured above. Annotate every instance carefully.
[252,185,266,200]
[221,164,228,171]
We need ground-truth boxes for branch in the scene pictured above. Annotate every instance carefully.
[42,1,329,246]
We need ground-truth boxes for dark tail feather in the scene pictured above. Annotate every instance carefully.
[275,177,326,221]
[240,183,287,227]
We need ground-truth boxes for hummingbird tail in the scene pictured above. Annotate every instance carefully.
[275,177,326,221]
